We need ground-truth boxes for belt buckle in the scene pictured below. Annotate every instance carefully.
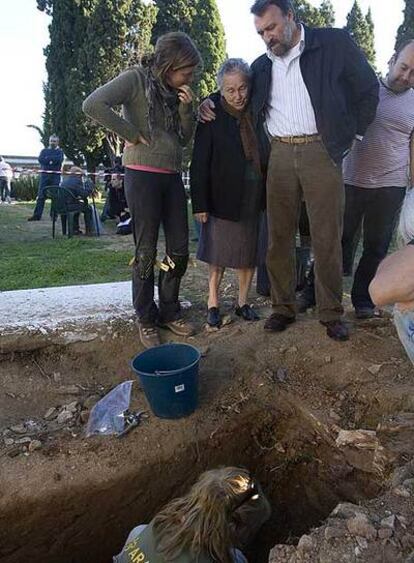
[289,135,294,144]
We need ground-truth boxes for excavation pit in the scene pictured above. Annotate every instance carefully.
[1,312,413,563]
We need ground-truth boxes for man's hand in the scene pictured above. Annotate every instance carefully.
[178,85,194,105]
[198,99,216,123]
[194,212,209,223]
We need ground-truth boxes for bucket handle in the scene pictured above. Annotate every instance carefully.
[155,370,172,376]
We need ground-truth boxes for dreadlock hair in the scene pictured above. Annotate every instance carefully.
[152,467,254,563]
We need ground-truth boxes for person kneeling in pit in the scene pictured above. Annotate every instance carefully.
[369,189,414,365]
[113,467,271,563]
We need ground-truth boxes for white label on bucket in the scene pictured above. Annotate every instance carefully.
[175,384,185,393]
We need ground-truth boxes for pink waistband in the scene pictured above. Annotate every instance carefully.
[126,164,176,175]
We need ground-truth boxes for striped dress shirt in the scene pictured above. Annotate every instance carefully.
[266,25,318,137]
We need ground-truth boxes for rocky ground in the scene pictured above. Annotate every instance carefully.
[1,268,414,562]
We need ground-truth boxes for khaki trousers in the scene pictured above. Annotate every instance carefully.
[266,140,344,322]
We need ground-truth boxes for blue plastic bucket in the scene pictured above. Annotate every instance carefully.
[131,343,201,419]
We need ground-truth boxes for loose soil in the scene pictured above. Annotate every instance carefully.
[1,290,414,563]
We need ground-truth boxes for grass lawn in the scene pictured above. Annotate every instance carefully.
[0,202,198,291]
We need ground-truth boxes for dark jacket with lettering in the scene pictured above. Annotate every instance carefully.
[251,25,379,166]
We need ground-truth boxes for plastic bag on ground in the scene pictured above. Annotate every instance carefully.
[86,380,133,437]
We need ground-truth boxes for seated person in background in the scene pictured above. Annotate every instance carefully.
[369,189,414,364]
[190,59,265,328]
[102,157,126,221]
[114,467,271,563]
[60,166,95,235]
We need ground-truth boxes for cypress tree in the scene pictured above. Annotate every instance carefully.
[37,0,157,168]
[152,0,226,99]
[396,0,414,49]
[319,0,335,27]
[364,8,376,68]
[344,0,376,68]
[293,0,335,27]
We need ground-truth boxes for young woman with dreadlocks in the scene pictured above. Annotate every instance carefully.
[113,467,271,563]
[83,32,202,349]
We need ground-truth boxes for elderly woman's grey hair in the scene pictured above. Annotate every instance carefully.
[398,189,414,245]
[217,58,252,90]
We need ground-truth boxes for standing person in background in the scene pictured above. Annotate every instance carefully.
[83,32,202,349]
[0,156,13,204]
[342,40,414,319]
[28,134,64,221]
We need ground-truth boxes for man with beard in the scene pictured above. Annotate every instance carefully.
[200,0,378,341]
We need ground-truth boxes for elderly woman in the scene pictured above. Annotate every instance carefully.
[190,59,265,328]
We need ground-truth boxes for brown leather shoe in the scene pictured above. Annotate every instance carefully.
[137,323,161,349]
[264,313,295,332]
[159,318,195,337]
[321,320,349,341]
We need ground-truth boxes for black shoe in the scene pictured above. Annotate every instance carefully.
[207,307,221,328]
[235,304,260,321]
[264,314,295,332]
[27,216,41,221]
[354,307,375,319]
[321,320,349,341]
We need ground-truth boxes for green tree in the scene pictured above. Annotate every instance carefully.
[292,0,335,27]
[364,8,376,67]
[152,0,226,99]
[319,0,335,27]
[37,0,157,169]
[396,0,414,49]
[344,0,376,67]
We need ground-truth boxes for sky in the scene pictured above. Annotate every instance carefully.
[0,0,405,156]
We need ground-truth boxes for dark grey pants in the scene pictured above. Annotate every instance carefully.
[342,184,406,310]
[124,168,189,325]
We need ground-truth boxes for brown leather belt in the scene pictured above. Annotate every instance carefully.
[272,134,322,145]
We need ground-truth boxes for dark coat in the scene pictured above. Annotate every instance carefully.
[190,99,264,222]
[250,26,379,166]
[38,147,64,172]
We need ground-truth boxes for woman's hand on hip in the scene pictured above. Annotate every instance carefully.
[125,135,149,148]
[178,85,194,105]
[195,212,209,223]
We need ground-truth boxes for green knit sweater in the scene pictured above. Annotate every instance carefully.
[83,67,194,172]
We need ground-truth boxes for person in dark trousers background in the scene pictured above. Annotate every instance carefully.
[28,134,64,221]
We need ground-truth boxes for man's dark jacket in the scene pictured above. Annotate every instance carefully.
[38,147,64,172]
[190,98,265,221]
[251,26,379,166]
